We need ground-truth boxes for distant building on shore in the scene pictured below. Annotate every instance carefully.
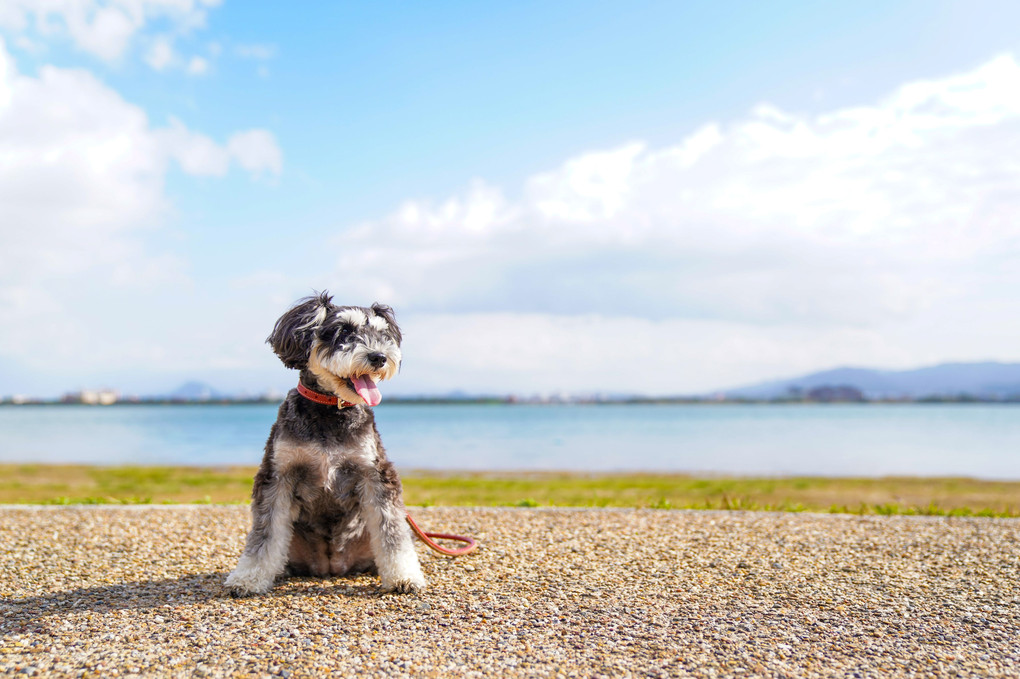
[62,389,120,405]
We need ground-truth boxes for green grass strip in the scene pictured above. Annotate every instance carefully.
[2,465,1016,516]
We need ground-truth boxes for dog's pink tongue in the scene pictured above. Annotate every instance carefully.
[351,375,382,406]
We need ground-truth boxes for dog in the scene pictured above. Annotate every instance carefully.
[225,292,426,595]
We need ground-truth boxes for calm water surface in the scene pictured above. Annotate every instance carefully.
[0,403,1018,478]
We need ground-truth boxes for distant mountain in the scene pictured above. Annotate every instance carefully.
[720,362,1020,400]
[168,381,226,400]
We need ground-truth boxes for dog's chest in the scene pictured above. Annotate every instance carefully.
[272,433,377,488]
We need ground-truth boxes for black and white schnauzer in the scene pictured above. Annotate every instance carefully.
[225,292,426,595]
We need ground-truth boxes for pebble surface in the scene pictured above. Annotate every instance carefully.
[1,506,1018,678]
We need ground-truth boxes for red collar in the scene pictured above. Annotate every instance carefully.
[297,382,356,408]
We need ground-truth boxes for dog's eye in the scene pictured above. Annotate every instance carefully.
[329,325,353,343]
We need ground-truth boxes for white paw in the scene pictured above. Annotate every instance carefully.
[224,556,277,596]
[380,556,427,594]
[380,571,427,594]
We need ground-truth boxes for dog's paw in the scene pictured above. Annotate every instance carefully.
[223,584,258,598]
[378,547,427,594]
[379,575,427,595]
[224,558,276,596]
[224,574,274,597]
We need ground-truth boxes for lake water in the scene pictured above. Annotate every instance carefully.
[0,403,1018,479]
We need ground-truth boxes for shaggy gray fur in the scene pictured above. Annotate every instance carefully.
[225,293,425,596]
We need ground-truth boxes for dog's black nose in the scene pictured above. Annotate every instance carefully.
[367,352,387,369]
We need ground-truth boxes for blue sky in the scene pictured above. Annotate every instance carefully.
[2,1,1020,398]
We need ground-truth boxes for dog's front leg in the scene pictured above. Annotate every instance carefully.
[359,463,426,594]
[225,475,296,596]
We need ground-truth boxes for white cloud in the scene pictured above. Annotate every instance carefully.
[154,117,282,177]
[144,34,174,70]
[234,43,275,60]
[0,38,281,373]
[69,4,135,60]
[227,129,283,177]
[4,39,1020,397]
[0,41,165,282]
[328,55,1020,318]
[315,54,1020,393]
[156,116,230,175]
[526,141,645,223]
[0,0,222,62]
[186,54,207,74]
[12,34,44,54]
[394,313,919,396]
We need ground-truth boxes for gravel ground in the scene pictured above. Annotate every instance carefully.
[0,506,1018,678]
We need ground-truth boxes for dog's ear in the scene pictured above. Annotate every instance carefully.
[267,292,334,369]
[370,303,401,345]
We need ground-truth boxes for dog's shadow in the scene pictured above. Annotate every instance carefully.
[0,572,382,633]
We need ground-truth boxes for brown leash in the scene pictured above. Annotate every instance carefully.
[406,513,478,556]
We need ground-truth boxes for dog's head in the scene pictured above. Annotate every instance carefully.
[267,292,402,406]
